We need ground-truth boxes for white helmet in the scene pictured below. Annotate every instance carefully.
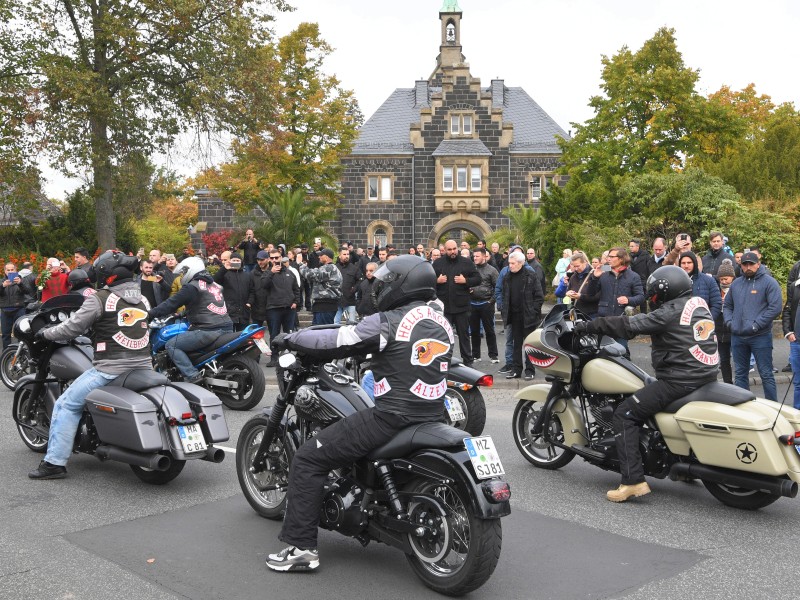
[174,256,206,286]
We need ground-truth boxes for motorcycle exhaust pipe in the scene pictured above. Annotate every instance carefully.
[95,445,171,471]
[200,446,226,463]
[669,462,798,498]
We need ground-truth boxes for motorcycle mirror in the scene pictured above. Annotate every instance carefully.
[278,353,297,369]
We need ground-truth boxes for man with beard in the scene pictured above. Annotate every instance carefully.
[334,245,362,324]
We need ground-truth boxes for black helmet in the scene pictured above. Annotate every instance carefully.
[646,265,692,310]
[372,255,436,311]
[94,250,138,286]
[68,268,92,291]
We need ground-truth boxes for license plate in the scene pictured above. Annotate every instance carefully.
[178,423,207,454]
[464,436,505,480]
[254,337,270,355]
[444,396,465,422]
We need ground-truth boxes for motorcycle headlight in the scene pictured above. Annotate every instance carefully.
[18,318,31,333]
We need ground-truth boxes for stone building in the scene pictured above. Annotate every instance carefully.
[336,0,569,248]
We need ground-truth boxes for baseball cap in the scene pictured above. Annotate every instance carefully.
[256,250,270,260]
[320,248,334,259]
[740,252,759,264]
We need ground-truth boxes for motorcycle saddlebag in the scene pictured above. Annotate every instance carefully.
[86,387,163,453]
[168,382,230,443]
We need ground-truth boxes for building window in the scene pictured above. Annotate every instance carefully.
[470,167,481,191]
[443,167,454,191]
[463,114,473,135]
[450,115,460,135]
[374,228,387,248]
[367,175,393,201]
[449,112,475,137]
[529,173,556,201]
[456,167,468,191]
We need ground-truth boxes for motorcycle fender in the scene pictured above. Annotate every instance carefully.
[13,376,60,427]
[403,448,511,519]
[447,361,486,386]
[672,400,800,479]
[513,384,585,447]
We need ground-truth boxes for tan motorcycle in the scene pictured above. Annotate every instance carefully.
[512,305,800,510]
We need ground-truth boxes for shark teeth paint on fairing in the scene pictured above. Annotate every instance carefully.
[524,345,558,368]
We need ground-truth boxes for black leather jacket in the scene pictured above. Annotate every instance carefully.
[584,295,719,384]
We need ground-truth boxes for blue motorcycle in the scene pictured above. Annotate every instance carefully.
[150,316,269,410]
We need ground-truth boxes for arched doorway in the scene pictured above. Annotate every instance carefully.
[427,212,492,248]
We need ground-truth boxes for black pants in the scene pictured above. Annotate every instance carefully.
[267,307,295,340]
[303,280,312,310]
[613,379,710,484]
[279,408,422,549]
[445,311,472,363]
[718,341,732,384]
[1,307,25,349]
[469,302,498,360]
[510,316,535,376]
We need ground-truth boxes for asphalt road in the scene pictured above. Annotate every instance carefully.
[0,376,797,600]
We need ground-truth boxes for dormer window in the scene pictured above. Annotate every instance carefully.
[529,172,557,202]
[449,112,474,137]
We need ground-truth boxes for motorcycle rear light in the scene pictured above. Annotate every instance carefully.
[481,480,511,503]
[181,412,193,420]
[476,374,493,387]
[197,413,206,422]
[779,433,800,445]
[168,417,178,427]
[252,330,265,340]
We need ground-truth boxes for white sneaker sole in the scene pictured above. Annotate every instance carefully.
[266,559,319,572]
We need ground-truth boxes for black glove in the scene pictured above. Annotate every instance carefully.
[573,321,589,334]
[271,333,290,352]
[34,327,50,341]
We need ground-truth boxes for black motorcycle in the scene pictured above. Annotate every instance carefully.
[236,341,511,596]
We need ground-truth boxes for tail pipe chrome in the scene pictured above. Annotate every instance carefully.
[95,445,171,471]
[201,446,226,463]
[669,462,798,498]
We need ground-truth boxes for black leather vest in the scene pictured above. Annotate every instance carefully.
[370,302,454,419]
[187,279,232,330]
[93,289,151,361]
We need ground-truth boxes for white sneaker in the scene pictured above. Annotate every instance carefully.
[266,546,319,572]
[490,358,499,364]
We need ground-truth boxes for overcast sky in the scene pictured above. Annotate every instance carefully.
[41,0,800,199]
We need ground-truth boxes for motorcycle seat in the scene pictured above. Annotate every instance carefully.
[661,381,755,414]
[367,422,466,459]
[107,369,171,392]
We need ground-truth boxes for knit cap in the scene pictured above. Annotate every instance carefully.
[717,259,735,279]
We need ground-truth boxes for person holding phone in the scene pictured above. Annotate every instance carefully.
[38,257,71,302]
[663,233,703,272]
[238,229,260,272]
[136,259,171,307]
[0,262,35,348]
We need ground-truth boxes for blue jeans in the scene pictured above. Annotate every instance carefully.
[1,306,25,349]
[267,307,296,339]
[790,340,800,410]
[361,370,375,401]
[334,305,357,325]
[732,331,776,401]
[312,312,335,326]
[45,368,117,466]
[166,326,232,378]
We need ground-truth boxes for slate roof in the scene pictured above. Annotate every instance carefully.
[351,84,569,156]
[432,139,492,156]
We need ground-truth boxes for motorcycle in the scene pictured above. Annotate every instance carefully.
[149,315,268,410]
[12,295,229,484]
[340,353,491,436]
[511,304,800,510]
[236,341,511,595]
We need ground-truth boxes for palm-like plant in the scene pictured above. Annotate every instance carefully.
[491,204,544,251]
[241,186,337,247]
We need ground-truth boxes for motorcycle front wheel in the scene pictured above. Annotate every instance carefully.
[443,387,486,436]
[13,382,49,452]
[701,479,780,510]
[215,355,265,411]
[130,457,186,485]
[404,477,502,596]
[512,399,575,469]
[1,342,31,390]
[237,415,294,519]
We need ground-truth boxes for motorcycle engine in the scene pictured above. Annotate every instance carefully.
[319,475,366,536]
[294,385,340,426]
[640,429,671,478]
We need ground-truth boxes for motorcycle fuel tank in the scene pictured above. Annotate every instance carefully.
[152,321,189,353]
[582,358,646,395]
[49,345,94,380]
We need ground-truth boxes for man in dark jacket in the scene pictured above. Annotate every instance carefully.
[334,245,362,324]
[249,251,272,327]
[628,239,650,312]
[73,247,97,283]
[1,262,36,348]
[574,266,719,503]
[238,229,260,272]
[213,252,252,331]
[262,249,301,361]
[469,248,499,363]
[136,259,172,309]
[524,248,547,296]
[678,251,722,320]
[702,231,735,280]
[299,248,342,325]
[725,252,783,400]
[782,258,800,409]
[501,251,544,380]
[433,239,481,366]
[356,262,378,317]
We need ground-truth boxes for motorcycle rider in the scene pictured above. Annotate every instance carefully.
[28,250,154,480]
[574,265,719,502]
[147,256,233,383]
[67,268,97,298]
[266,255,454,572]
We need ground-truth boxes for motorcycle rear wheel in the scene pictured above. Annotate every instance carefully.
[1,342,31,390]
[237,415,294,519]
[701,479,780,510]
[130,458,186,484]
[215,355,265,411]
[512,399,576,469]
[443,387,486,436]
[405,478,502,596]
[13,383,49,452]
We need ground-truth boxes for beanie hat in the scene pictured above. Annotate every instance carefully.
[320,248,334,259]
[717,259,735,279]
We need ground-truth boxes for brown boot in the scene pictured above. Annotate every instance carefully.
[606,482,651,502]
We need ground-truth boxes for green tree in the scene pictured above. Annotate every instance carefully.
[244,187,336,248]
[0,0,290,250]
[206,22,363,208]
